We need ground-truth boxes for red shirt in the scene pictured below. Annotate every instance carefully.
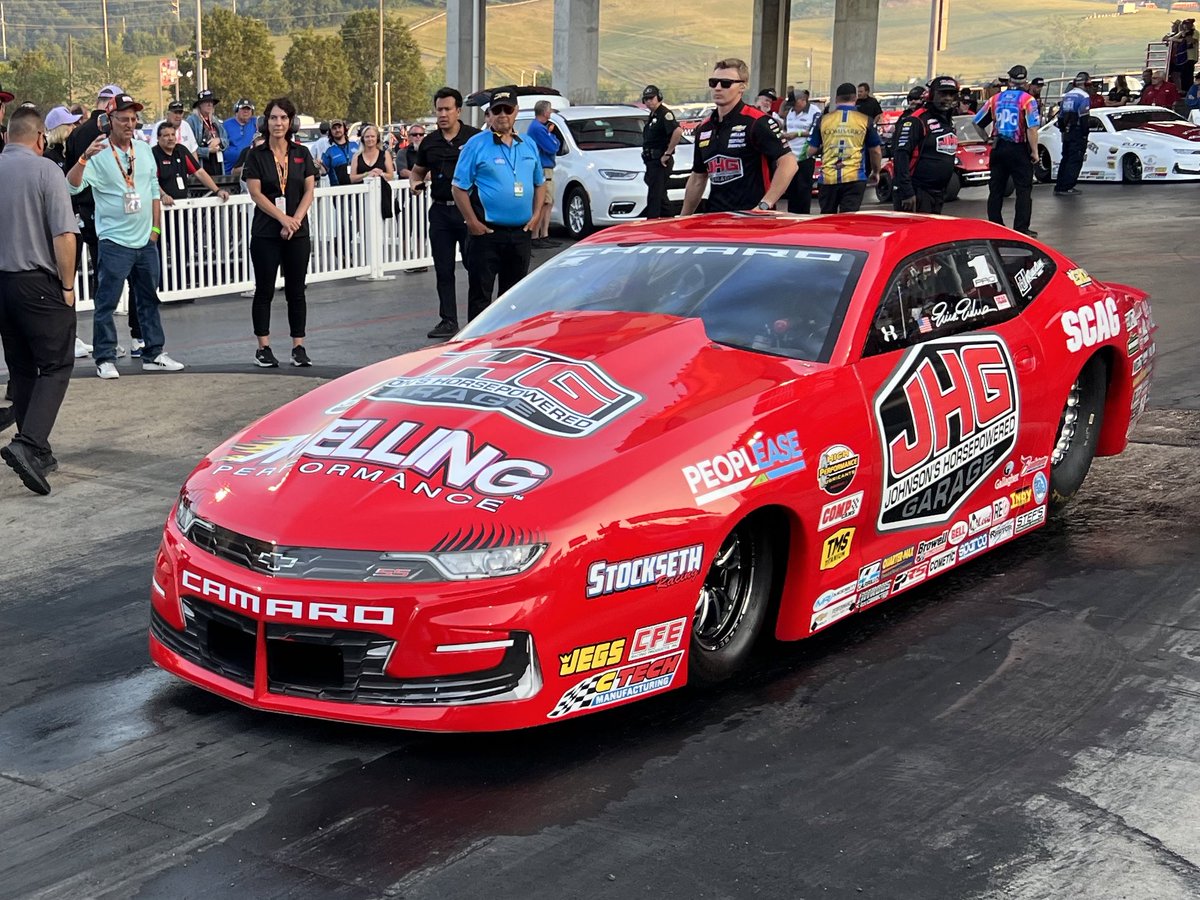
[1140,82,1181,109]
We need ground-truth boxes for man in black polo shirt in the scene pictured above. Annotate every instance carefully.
[152,121,230,203]
[641,84,683,218]
[410,86,481,339]
[682,57,797,214]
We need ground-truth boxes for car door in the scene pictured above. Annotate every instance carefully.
[851,241,1050,549]
[1085,114,1114,179]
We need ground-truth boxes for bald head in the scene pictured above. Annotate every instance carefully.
[7,107,45,146]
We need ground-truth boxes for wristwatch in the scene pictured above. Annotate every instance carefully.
[757,201,771,210]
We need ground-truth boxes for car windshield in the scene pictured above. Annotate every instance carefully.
[879,96,909,111]
[954,116,983,142]
[565,116,648,150]
[1108,109,1182,131]
[458,242,866,362]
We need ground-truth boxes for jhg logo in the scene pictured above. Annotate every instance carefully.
[707,155,744,184]
[368,348,642,438]
[875,336,1019,531]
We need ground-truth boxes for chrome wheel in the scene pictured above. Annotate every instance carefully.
[566,188,589,239]
[1052,378,1081,467]
[694,529,755,652]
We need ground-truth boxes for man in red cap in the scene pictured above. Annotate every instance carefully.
[0,82,14,152]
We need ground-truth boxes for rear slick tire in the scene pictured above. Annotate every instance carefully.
[1050,356,1107,510]
[689,520,774,685]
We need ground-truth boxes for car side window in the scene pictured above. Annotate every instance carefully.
[864,243,1016,357]
[993,241,1057,310]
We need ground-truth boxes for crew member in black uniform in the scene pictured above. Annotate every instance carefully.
[890,85,927,156]
[682,57,797,214]
[892,76,961,213]
[640,85,683,218]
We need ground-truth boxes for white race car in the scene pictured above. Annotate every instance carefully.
[1038,104,1200,183]
[517,105,699,239]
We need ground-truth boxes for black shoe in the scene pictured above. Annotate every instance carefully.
[291,345,312,367]
[1053,188,1080,195]
[2,441,51,495]
[254,346,280,368]
[405,267,430,274]
[427,321,458,339]
[0,406,15,433]
[36,452,58,474]
[1018,228,1039,238]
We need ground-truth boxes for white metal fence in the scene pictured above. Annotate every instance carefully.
[74,179,437,312]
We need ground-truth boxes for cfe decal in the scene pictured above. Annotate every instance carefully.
[874,335,1019,531]
[362,348,642,438]
[548,650,683,718]
[817,444,860,495]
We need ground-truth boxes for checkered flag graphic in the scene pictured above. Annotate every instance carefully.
[548,672,605,718]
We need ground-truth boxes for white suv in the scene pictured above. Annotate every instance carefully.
[516,105,698,239]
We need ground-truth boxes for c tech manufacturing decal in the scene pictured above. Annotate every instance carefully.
[548,651,683,718]
[364,348,642,438]
[874,335,1019,531]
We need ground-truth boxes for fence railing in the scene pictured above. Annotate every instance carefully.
[74,179,436,312]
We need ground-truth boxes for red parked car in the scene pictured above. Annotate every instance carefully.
[876,115,1003,203]
[150,213,1155,731]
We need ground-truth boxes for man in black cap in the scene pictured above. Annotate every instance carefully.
[891,77,961,213]
[890,85,927,155]
[809,81,881,214]
[1028,77,1046,121]
[641,84,683,218]
[186,89,229,177]
[1054,72,1092,196]
[973,65,1041,236]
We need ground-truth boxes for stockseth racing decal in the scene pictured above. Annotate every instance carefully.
[682,429,806,506]
[363,348,642,438]
[875,335,1019,531]
[548,650,683,718]
[586,544,704,598]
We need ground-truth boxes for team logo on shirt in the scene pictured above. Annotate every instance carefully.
[707,155,744,184]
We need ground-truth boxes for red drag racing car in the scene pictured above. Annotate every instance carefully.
[150,213,1156,731]
[876,115,1001,203]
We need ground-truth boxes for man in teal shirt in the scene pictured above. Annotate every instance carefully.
[67,93,185,377]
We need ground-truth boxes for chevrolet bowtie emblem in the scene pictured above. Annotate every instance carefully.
[257,551,299,572]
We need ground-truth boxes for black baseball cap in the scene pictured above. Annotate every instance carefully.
[835,82,857,98]
[1007,65,1028,82]
[487,86,518,111]
[906,86,926,102]
[930,76,959,93]
[112,94,144,113]
[757,87,778,101]
[1030,77,1046,87]
[1075,71,1091,84]
[167,99,184,112]
[193,89,218,107]
[235,98,255,111]
[641,84,661,101]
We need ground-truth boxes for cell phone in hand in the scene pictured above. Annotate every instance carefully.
[98,113,110,134]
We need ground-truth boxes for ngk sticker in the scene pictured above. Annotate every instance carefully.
[875,336,1019,531]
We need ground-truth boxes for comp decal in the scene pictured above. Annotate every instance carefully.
[682,429,806,506]
[817,444,860,495]
[548,650,683,718]
[819,490,864,531]
[874,335,1019,531]
[586,544,704,599]
[365,348,643,438]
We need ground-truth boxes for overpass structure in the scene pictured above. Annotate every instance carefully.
[444,0,882,104]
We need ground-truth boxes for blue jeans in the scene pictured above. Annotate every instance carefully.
[93,239,164,364]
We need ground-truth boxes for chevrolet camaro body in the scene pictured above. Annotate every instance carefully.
[150,213,1156,731]
[1038,105,1200,182]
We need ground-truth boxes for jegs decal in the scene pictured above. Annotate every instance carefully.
[875,335,1019,531]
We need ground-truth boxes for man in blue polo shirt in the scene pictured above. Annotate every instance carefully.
[452,85,545,321]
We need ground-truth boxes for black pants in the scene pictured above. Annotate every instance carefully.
[428,202,478,327]
[0,270,76,456]
[893,184,945,214]
[466,227,532,321]
[988,140,1034,233]
[644,159,671,218]
[817,180,866,213]
[786,157,816,214]
[250,236,311,338]
[1056,128,1087,193]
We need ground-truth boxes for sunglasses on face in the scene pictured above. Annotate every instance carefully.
[708,78,744,89]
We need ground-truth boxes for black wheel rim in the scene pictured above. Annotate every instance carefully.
[693,529,755,652]
[1125,156,1141,181]
[1052,377,1082,467]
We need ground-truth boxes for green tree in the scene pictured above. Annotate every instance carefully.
[0,50,68,110]
[177,10,285,112]
[338,10,429,122]
[283,30,352,120]
[1034,16,1096,70]
[75,34,146,106]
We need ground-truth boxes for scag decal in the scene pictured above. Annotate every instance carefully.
[820,528,855,570]
[817,444,860,495]
[819,490,864,531]
[682,429,805,506]
[559,639,626,676]
[368,348,643,438]
[875,336,1019,531]
[628,618,687,662]
[548,651,682,718]
[586,544,704,599]
[1062,298,1120,352]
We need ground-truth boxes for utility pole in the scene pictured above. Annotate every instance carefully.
[1,3,8,62]
[195,0,204,92]
[377,0,385,126]
[68,35,74,102]
[102,0,110,64]
[927,0,950,81]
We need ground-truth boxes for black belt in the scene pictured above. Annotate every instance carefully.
[483,222,528,232]
[431,199,456,205]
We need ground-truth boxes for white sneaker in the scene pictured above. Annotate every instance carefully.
[114,345,127,359]
[96,361,120,379]
[74,338,93,358]
[143,352,185,372]
[130,338,145,358]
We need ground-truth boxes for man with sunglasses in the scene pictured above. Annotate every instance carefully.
[0,107,80,494]
[682,58,796,215]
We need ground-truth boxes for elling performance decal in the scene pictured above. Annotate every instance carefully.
[874,335,1019,531]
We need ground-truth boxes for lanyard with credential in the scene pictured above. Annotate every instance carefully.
[110,142,135,189]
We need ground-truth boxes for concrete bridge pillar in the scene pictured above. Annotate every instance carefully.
[552,0,600,104]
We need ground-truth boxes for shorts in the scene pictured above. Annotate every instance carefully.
[543,167,555,204]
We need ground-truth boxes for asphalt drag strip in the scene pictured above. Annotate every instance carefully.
[0,369,1198,899]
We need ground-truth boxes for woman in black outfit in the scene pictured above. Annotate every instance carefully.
[243,97,317,368]
[350,124,396,219]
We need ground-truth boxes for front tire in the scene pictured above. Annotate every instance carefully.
[1035,147,1053,183]
[1121,154,1143,184]
[564,185,593,240]
[689,520,774,684]
[1050,356,1107,509]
